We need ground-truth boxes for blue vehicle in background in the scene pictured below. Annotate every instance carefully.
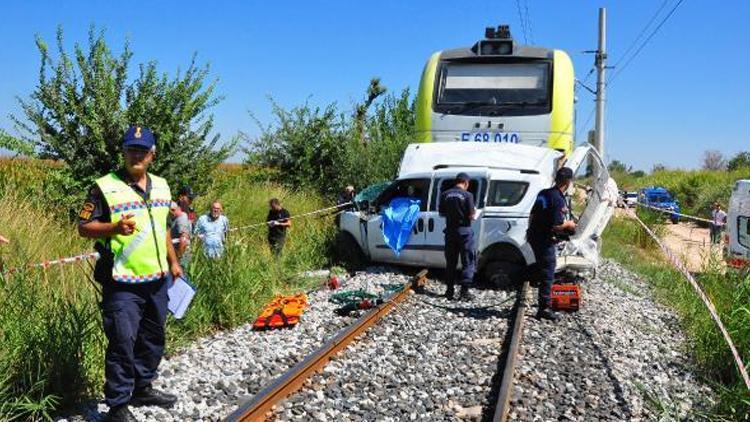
[638,187,681,224]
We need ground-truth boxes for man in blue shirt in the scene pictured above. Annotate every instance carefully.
[194,201,229,258]
[439,172,476,301]
[527,167,577,321]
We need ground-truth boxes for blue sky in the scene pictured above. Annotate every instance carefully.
[1,0,748,171]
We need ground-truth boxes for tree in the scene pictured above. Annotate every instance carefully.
[651,163,667,173]
[607,160,631,174]
[354,78,387,145]
[245,84,415,195]
[9,26,236,210]
[701,150,727,171]
[727,151,750,171]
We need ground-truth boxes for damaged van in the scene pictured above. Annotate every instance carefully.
[336,142,617,286]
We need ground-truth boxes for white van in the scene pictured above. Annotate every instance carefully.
[726,179,750,270]
[336,142,616,286]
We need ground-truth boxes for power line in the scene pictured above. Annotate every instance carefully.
[515,0,528,44]
[523,0,534,44]
[611,0,670,70]
[609,0,687,85]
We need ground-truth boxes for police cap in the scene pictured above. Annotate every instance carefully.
[123,125,155,149]
[456,172,471,183]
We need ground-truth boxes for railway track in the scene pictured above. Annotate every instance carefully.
[225,272,530,422]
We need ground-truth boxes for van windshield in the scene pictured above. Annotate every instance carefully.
[436,61,551,116]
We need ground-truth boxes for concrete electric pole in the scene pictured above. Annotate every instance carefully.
[594,7,607,158]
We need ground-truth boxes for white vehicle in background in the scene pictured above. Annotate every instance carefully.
[336,142,616,286]
[623,191,638,208]
[726,179,750,271]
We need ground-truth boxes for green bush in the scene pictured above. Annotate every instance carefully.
[246,85,415,195]
[8,26,237,216]
[0,163,334,419]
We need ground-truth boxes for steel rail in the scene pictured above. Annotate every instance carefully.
[492,280,529,422]
[225,269,428,422]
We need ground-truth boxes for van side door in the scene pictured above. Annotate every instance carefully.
[421,170,488,268]
[366,177,432,265]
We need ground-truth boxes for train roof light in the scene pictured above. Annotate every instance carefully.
[473,25,514,56]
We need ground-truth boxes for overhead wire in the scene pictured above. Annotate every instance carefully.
[609,0,687,86]
[610,0,671,71]
[523,0,534,44]
[515,0,529,44]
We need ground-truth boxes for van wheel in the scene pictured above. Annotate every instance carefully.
[483,260,520,290]
[335,231,368,271]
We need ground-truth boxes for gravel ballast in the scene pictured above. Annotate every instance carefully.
[59,260,715,421]
[270,280,515,421]
[510,260,715,421]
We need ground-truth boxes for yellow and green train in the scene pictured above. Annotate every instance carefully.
[415,25,575,156]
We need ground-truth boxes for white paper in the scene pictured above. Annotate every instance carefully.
[168,275,196,319]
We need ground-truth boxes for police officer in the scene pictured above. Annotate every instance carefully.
[78,126,182,421]
[526,167,577,321]
[439,172,476,301]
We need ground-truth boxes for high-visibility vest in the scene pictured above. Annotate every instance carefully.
[95,172,171,283]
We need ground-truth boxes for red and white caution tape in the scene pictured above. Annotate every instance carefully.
[228,202,352,233]
[1,202,354,276]
[636,202,714,225]
[3,251,101,275]
[632,213,750,391]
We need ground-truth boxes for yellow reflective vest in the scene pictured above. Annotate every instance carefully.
[95,172,171,283]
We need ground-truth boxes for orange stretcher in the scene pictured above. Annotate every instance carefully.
[252,294,308,330]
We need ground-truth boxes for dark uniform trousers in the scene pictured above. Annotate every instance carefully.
[444,228,476,287]
[530,241,557,309]
[101,278,169,408]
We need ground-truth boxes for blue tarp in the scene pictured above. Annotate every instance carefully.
[381,197,421,256]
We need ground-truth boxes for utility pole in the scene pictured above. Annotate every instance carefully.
[594,7,607,158]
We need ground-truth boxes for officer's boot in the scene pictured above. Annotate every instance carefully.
[536,306,560,322]
[107,405,137,422]
[459,285,475,301]
[444,283,455,300]
[129,385,177,408]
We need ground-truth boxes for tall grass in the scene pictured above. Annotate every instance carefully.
[0,163,335,420]
[612,167,750,220]
[603,216,750,419]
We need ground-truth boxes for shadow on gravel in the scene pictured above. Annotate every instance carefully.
[414,294,515,320]
[573,317,632,419]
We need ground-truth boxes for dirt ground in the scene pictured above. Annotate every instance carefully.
[616,208,724,272]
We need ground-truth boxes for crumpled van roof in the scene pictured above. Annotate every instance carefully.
[398,142,563,178]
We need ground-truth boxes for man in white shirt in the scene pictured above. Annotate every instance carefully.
[710,202,727,245]
[194,201,229,258]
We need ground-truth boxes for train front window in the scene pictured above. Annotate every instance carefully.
[436,62,551,115]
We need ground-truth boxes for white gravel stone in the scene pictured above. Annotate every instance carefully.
[510,259,715,421]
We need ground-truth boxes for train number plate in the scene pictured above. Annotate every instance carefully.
[460,132,520,143]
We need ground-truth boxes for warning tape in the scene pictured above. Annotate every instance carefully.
[636,202,714,225]
[0,202,354,276]
[632,213,750,391]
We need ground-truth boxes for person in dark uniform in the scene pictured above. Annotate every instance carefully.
[439,172,476,301]
[78,126,182,422]
[266,198,291,257]
[526,167,577,322]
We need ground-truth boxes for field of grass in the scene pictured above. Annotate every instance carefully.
[0,161,336,420]
[612,167,750,221]
[602,216,750,419]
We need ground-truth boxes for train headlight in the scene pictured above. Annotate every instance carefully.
[474,40,513,56]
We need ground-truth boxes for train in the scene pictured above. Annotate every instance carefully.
[415,25,575,156]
